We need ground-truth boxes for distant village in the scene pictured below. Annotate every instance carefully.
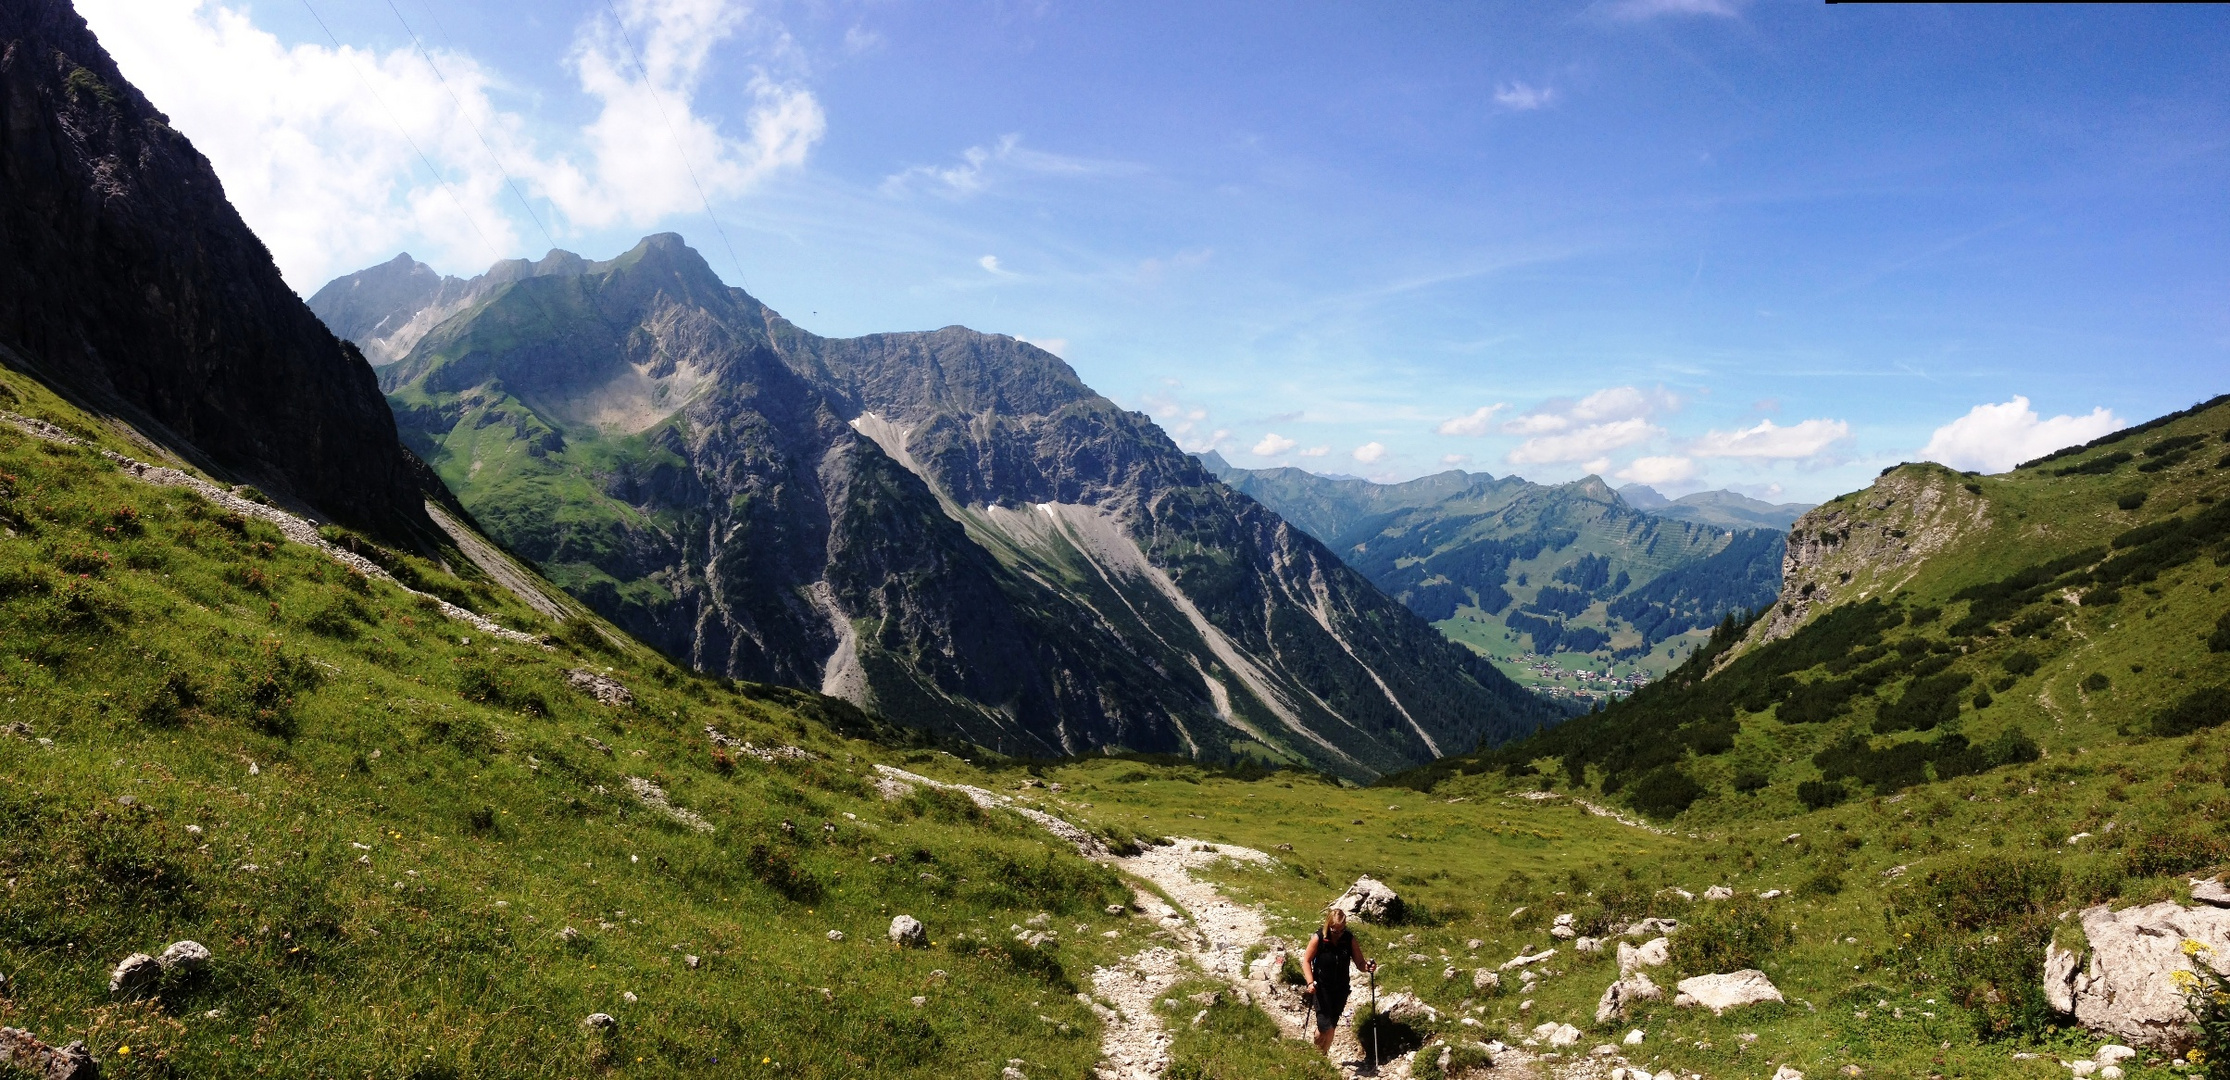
[1511,652,1654,703]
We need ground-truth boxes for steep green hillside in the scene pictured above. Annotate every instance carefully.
[1205,456,1785,701]
[0,371,1140,1077]
[1402,393,2230,823]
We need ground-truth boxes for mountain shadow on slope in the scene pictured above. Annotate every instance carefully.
[0,0,437,544]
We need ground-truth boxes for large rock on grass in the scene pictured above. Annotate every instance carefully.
[889,915,928,948]
[2043,900,2230,1050]
[108,953,160,997]
[1332,876,1404,924]
[1673,970,1784,1014]
[1597,973,1664,1023]
[1618,937,1669,975]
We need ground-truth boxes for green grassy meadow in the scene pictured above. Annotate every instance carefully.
[0,372,1135,1078]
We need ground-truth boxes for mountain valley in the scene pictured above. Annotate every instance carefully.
[1203,456,1791,700]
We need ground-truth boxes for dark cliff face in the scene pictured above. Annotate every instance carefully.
[0,0,434,543]
[329,235,1564,778]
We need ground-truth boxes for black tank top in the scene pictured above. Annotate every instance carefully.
[1310,930,1353,992]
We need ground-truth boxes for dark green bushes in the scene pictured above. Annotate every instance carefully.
[1875,672,1973,733]
[1627,766,1707,818]
[1797,779,1850,810]
[2154,688,2230,736]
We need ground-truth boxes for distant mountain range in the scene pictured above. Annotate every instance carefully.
[310,239,1562,778]
[1199,454,1792,677]
[1615,483,1814,531]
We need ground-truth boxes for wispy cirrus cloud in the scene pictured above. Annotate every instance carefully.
[881,133,1140,198]
[1597,0,1741,20]
[1436,403,1509,436]
[1688,417,1851,459]
[1494,82,1556,111]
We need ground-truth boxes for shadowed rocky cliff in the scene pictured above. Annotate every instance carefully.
[0,0,435,543]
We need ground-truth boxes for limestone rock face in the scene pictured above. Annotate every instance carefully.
[1374,991,1438,1026]
[2042,900,2230,1050]
[1672,970,1784,1014]
[325,235,1562,781]
[1333,876,1405,924]
[0,1026,98,1080]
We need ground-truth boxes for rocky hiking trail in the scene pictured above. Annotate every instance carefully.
[875,764,1638,1080]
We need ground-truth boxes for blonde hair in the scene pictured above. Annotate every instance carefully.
[1320,906,1350,941]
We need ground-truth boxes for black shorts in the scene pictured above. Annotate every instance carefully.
[1312,987,1349,1033]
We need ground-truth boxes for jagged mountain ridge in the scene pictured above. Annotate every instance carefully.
[0,1,436,544]
[316,239,1561,778]
[1201,454,1786,675]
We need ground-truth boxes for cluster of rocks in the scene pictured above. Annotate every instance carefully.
[563,669,634,707]
[109,940,211,997]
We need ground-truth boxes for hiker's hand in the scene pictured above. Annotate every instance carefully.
[1366,960,1378,972]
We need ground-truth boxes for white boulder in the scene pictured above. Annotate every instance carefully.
[1672,970,1785,1014]
[157,940,211,975]
[1473,968,1501,991]
[1596,973,1664,1023]
[1704,886,1735,900]
[1374,991,1439,1025]
[889,915,928,948]
[2096,1046,2137,1065]
[1619,937,1671,975]
[2043,900,2230,1049]
[1772,1067,1804,1080]
[1332,876,1405,924]
[1577,936,1604,954]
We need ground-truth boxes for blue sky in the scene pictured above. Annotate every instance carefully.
[82,1,2230,501]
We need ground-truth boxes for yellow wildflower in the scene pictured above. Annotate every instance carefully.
[2185,938,2214,957]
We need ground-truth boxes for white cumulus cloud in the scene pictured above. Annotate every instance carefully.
[1507,417,1661,465]
[1689,418,1851,459]
[1353,442,1389,464]
[1436,404,1508,437]
[1617,456,1698,485]
[1299,446,1330,458]
[1252,433,1298,457]
[78,0,823,288]
[1918,397,2123,473]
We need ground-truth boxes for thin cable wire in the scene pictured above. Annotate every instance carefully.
[382,0,557,254]
[597,0,748,290]
[298,0,503,264]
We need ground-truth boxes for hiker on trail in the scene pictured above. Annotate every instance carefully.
[1301,906,1375,1054]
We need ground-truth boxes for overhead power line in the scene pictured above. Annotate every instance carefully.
[597,0,749,291]
[297,0,503,265]
[382,0,558,255]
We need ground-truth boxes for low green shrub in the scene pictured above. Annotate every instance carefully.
[1669,894,1791,976]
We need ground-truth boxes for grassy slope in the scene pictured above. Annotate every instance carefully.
[0,371,1135,1078]
[872,403,2230,1079]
